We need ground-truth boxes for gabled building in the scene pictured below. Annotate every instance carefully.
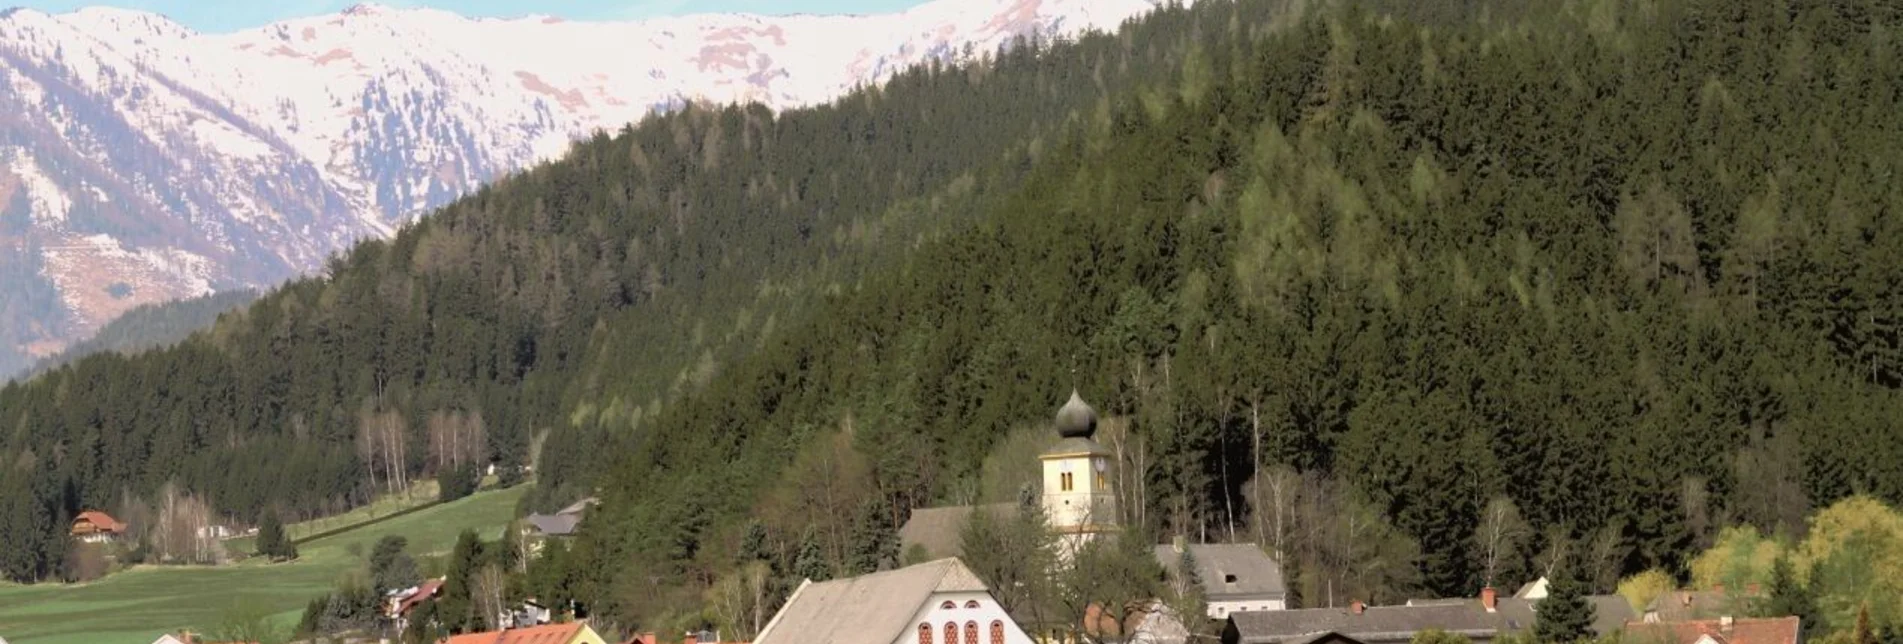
[754,557,1037,644]
[71,510,127,544]
[1154,540,1288,617]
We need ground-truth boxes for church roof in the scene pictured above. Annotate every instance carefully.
[754,558,992,644]
[899,503,1018,560]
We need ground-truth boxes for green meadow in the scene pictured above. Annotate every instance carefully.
[0,485,526,644]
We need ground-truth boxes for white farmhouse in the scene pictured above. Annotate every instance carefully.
[755,558,1036,644]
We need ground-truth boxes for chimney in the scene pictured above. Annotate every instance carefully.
[1173,535,1187,553]
[1351,600,1365,615]
[1482,586,1498,612]
[1720,616,1735,631]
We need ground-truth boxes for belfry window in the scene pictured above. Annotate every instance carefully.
[1060,472,1074,492]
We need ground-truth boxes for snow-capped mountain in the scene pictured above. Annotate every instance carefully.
[0,0,1165,375]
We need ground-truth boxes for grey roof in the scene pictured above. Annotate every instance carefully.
[1644,590,1757,622]
[1227,596,1634,644]
[898,503,1017,560]
[755,558,992,644]
[1042,436,1112,457]
[1155,543,1287,600]
[524,513,580,536]
[556,497,598,516]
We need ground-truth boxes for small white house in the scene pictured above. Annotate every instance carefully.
[1155,541,1288,618]
[755,558,1037,644]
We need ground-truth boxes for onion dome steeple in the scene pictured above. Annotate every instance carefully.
[1054,390,1098,439]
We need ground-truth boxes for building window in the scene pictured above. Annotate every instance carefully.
[946,622,960,644]
[966,621,979,644]
[942,600,957,610]
[1060,472,1074,492]
[990,620,1005,644]
[1095,473,1108,491]
[920,623,934,644]
[965,600,980,609]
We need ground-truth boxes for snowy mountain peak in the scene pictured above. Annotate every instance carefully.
[0,0,1171,375]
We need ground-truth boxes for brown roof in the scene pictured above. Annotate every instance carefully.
[1624,618,1800,644]
[398,578,445,616]
[440,622,591,644]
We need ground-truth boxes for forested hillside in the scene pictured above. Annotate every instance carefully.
[2,0,1901,640]
[551,0,1903,630]
[0,0,1244,582]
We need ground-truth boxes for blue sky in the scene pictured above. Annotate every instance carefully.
[9,0,928,33]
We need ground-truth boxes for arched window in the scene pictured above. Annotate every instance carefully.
[990,620,1005,644]
[945,622,960,644]
[966,621,979,643]
[919,623,934,644]
[965,600,980,609]
[941,600,957,610]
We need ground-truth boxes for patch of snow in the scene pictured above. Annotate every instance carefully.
[7,149,73,226]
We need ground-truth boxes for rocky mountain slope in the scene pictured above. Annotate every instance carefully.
[0,0,1163,375]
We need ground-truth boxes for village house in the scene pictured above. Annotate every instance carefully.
[1155,539,1288,618]
[1624,616,1800,644]
[441,621,608,644]
[387,578,446,632]
[70,510,126,544]
[754,557,1038,644]
[1222,586,1635,644]
[522,497,598,554]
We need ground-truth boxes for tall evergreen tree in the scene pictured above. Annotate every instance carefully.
[1534,563,1594,643]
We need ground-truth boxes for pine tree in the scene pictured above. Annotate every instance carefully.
[1534,563,1594,643]
[255,510,296,562]
[793,530,830,582]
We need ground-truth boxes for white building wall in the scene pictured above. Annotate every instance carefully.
[1208,598,1286,618]
[889,590,1037,644]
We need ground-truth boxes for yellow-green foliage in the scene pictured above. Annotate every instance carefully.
[1617,568,1675,613]
[1689,525,1782,591]
[1791,496,1903,631]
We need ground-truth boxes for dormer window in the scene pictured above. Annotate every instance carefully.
[965,600,980,609]
[1225,574,1238,583]
[942,600,957,610]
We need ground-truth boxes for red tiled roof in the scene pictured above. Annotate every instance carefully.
[1625,617,1801,644]
[73,510,126,534]
[398,578,446,615]
[441,622,586,644]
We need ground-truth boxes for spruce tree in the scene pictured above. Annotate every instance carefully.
[255,510,296,561]
[1760,554,1816,638]
[1534,564,1594,643]
[793,530,830,582]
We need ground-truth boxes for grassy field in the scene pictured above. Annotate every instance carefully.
[222,480,442,555]
[0,485,526,644]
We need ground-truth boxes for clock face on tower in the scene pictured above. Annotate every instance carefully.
[1093,458,1107,473]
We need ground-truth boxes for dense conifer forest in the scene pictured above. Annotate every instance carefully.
[2,0,1900,638]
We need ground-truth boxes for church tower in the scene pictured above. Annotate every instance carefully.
[1041,391,1118,554]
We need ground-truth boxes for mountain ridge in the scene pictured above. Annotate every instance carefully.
[0,0,1169,375]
